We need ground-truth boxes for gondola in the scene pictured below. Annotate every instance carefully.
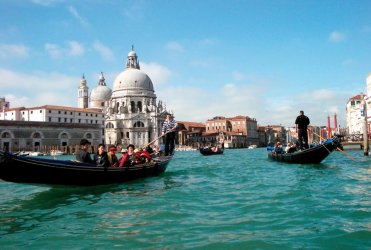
[0,151,172,186]
[199,147,224,156]
[267,136,341,164]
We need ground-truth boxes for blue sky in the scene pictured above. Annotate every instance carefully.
[1,0,371,128]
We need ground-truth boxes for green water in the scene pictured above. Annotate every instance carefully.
[0,149,370,249]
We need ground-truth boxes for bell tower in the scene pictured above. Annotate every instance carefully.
[78,74,89,109]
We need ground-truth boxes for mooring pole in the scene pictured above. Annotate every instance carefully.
[362,94,369,156]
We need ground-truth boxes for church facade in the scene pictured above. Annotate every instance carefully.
[103,48,168,148]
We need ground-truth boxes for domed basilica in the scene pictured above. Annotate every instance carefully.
[84,47,169,147]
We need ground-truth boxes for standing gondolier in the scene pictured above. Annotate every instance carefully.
[162,113,178,156]
[295,110,310,149]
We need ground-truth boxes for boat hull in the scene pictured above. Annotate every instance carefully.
[0,151,172,186]
[268,137,340,164]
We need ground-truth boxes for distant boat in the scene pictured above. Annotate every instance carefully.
[200,146,224,156]
[50,150,64,156]
[29,152,43,156]
[248,145,257,149]
[267,136,340,164]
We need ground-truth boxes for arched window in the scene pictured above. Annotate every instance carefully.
[116,102,120,113]
[134,121,145,127]
[1,132,11,138]
[131,101,135,113]
[105,122,114,128]
[61,133,68,139]
[137,101,142,112]
[33,132,41,138]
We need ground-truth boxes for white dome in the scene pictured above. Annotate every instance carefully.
[91,85,112,101]
[112,68,155,97]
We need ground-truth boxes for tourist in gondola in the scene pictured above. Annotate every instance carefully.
[119,144,139,167]
[273,141,283,155]
[285,142,297,154]
[94,144,110,168]
[162,113,178,156]
[76,139,95,164]
[107,145,119,167]
[295,110,310,149]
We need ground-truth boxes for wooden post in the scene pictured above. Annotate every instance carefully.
[362,95,369,156]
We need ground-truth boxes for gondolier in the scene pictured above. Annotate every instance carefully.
[162,113,177,156]
[295,110,310,149]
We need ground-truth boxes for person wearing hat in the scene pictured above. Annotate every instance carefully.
[107,145,119,167]
[93,144,110,168]
[76,139,95,164]
[161,113,178,156]
[119,144,137,167]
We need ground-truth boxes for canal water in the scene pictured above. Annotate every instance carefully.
[0,149,370,249]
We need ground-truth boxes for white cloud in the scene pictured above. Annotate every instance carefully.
[0,68,78,108]
[31,0,60,6]
[0,44,29,59]
[67,5,89,27]
[190,60,211,67]
[45,43,62,58]
[93,41,114,61]
[67,41,85,56]
[329,31,346,43]
[141,62,171,85]
[232,71,246,81]
[165,42,185,53]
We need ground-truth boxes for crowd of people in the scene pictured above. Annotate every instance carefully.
[76,112,178,167]
[76,139,161,168]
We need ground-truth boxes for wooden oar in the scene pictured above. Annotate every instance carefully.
[143,128,176,149]
[312,131,357,162]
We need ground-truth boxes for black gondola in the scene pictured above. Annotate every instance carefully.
[199,147,224,156]
[268,136,341,164]
[0,151,172,186]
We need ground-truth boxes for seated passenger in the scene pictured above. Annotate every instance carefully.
[94,144,110,168]
[273,142,283,154]
[76,139,95,164]
[211,146,219,152]
[119,144,138,167]
[107,145,119,167]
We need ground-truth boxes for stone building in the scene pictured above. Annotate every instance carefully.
[205,115,259,148]
[177,121,206,148]
[104,48,168,148]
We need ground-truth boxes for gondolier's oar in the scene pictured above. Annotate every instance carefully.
[143,128,176,149]
[312,131,357,162]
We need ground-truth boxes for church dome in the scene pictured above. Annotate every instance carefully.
[111,47,155,98]
[91,85,112,101]
[90,72,112,105]
[112,69,154,92]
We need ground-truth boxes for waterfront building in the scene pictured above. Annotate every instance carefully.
[177,121,206,148]
[346,94,365,135]
[0,104,104,152]
[205,115,258,148]
[346,73,371,136]
[103,47,168,148]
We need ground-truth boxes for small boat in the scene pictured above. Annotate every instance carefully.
[29,152,43,156]
[50,150,65,156]
[0,151,172,186]
[267,136,341,164]
[248,145,257,149]
[199,146,224,156]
